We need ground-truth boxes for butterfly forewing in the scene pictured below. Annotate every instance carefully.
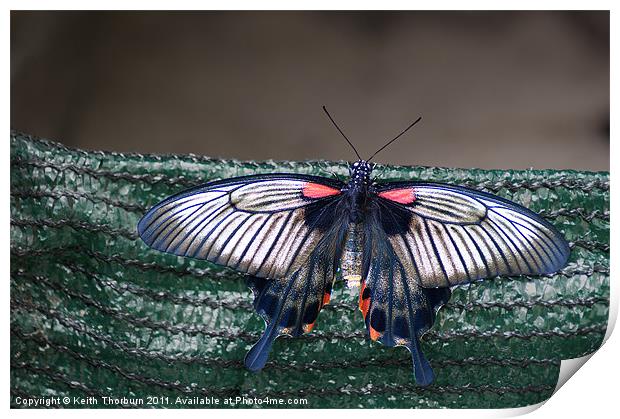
[373,182,570,288]
[138,175,344,279]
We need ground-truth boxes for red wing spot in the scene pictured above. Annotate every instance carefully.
[322,292,331,306]
[369,326,381,341]
[302,182,341,199]
[378,188,416,204]
[359,282,371,319]
[360,299,370,319]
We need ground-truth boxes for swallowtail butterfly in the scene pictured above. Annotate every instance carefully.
[138,108,569,386]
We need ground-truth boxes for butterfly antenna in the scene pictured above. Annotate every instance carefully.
[322,106,362,161]
[367,116,422,162]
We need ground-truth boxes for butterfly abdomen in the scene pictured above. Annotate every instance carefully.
[340,223,364,288]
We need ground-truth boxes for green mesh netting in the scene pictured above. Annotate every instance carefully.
[10,131,609,409]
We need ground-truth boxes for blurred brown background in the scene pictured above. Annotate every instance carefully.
[11,11,609,171]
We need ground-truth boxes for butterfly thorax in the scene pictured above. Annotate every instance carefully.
[343,160,372,223]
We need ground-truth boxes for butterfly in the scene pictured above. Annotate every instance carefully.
[137,107,570,386]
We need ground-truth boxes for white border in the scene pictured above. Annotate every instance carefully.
[5,2,616,418]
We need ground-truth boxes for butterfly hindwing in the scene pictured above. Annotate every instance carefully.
[361,210,451,386]
[245,220,347,371]
[374,182,570,288]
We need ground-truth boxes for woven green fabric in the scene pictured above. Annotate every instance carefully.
[10,131,609,409]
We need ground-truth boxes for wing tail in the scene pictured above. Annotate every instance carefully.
[361,271,450,386]
[362,218,451,386]
[408,287,451,386]
[408,333,434,387]
[245,321,278,372]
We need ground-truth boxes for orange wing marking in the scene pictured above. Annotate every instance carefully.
[378,188,416,204]
[302,182,341,199]
[369,326,381,341]
[359,281,371,319]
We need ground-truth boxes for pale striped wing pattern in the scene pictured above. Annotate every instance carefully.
[374,182,570,288]
[137,174,344,280]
